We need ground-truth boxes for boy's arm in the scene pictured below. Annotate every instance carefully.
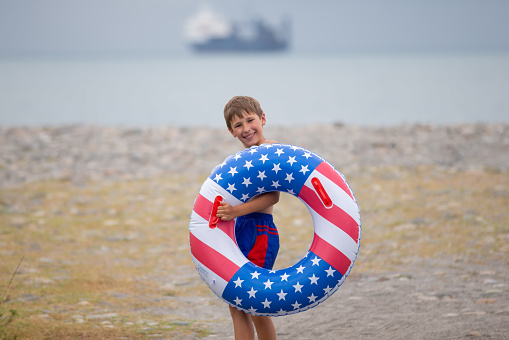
[216,191,280,221]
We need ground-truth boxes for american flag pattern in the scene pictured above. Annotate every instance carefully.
[189,144,361,316]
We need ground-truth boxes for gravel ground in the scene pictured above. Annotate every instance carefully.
[1,123,508,187]
[1,123,508,339]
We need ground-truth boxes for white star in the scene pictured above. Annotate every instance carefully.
[234,297,242,305]
[325,266,336,277]
[271,181,281,189]
[228,167,238,176]
[277,289,287,300]
[292,301,302,310]
[280,273,290,281]
[251,271,261,279]
[296,265,305,274]
[248,306,257,314]
[272,163,281,174]
[302,152,312,159]
[277,308,286,315]
[299,165,310,175]
[244,160,254,170]
[259,154,269,164]
[256,187,266,194]
[287,189,295,195]
[241,193,250,201]
[227,183,236,193]
[275,148,284,156]
[242,177,252,187]
[234,277,244,288]
[308,293,318,303]
[257,170,267,181]
[311,257,321,266]
[248,287,257,298]
[308,274,319,285]
[285,173,294,183]
[220,160,227,167]
[248,148,258,154]
[234,154,242,160]
[269,270,276,274]
[287,156,297,166]
[323,285,333,294]
[213,173,222,182]
[291,146,300,151]
[263,279,274,289]
[293,282,304,293]
[262,298,272,308]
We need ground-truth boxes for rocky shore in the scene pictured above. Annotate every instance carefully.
[1,123,508,187]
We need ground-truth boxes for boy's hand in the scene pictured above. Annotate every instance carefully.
[216,201,237,221]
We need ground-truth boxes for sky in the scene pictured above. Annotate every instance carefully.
[1,0,509,55]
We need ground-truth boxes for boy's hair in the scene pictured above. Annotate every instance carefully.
[224,96,263,130]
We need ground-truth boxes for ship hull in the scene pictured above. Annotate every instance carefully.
[191,38,287,53]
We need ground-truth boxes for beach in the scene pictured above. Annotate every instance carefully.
[1,123,508,339]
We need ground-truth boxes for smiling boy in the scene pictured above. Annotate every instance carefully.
[216,96,279,340]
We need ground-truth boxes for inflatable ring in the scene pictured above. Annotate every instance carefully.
[189,144,361,316]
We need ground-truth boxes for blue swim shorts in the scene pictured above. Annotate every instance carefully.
[235,212,280,270]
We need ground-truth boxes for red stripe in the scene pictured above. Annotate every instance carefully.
[299,185,359,243]
[193,194,212,221]
[193,194,236,242]
[189,232,240,282]
[256,225,279,235]
[255,225,278,232]
[218,220,236,241]
[247,234,269,268]
[315,162,354,200]
[310,233,351,275]
[256,230,279,236]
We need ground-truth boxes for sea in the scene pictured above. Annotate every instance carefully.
[1,51,508,128]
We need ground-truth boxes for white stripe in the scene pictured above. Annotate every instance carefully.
[199,177,243,206]
[304,170,361,225]
[190,210,249,268]
[192,256,229,297]
[303,201,360,262]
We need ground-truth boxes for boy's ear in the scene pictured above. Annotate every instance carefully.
[261,112,266,126]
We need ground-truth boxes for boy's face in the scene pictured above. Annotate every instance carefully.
[229,111,267,148]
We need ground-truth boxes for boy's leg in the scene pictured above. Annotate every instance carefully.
[251,315,276,340]
[229,305,255,340]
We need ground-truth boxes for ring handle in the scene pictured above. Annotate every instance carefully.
[311,177,333,208]
[209,196,223,228]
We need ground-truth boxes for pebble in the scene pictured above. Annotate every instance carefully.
[71,315,85,323]
[475,298,496,304]
[86,312,118,320]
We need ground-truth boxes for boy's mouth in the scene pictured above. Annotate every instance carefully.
[243,132,255,140]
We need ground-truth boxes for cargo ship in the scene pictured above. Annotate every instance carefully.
[185,7,290,52]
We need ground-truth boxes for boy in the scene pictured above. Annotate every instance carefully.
[215,96,279,340]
